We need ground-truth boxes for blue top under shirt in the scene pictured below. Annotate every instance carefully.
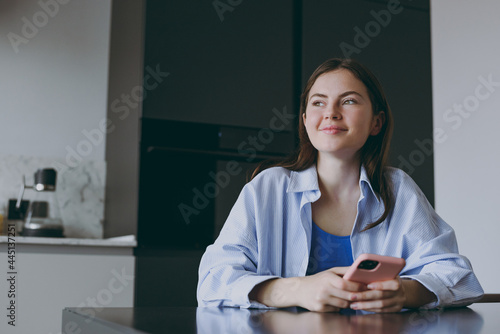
[306,221,354,275]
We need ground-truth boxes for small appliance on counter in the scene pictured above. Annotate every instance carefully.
[16,168,64,238]
[6,199,29,235]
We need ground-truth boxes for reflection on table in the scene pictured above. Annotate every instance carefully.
[63,304,496,334]
[196,306,484,334]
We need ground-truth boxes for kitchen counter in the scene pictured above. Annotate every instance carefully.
[0,234,136,256]
[0,234,136,247]
[0,234,135,333]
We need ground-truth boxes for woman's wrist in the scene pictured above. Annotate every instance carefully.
[249,277,303,308]
[402,279,437,309]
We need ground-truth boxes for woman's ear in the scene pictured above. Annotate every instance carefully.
[302,112,307,124]
[370,111,385,136]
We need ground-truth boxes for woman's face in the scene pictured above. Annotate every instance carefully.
[303,69,384,161]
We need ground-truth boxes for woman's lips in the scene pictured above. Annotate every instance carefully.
[319,125,347,134]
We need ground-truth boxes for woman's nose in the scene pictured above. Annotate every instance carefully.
[324,105,341,120]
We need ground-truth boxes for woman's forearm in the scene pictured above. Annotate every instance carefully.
[249,277,303,308]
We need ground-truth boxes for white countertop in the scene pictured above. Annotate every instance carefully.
[0,234,137,247]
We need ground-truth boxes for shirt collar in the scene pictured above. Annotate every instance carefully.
[287,165,319,193]
[359,165,381,203]
[287,164,380,203]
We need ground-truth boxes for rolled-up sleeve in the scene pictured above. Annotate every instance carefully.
[401,240,483,308]
[390,170,484,308]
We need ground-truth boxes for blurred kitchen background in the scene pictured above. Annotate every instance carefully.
[0,0,499,332]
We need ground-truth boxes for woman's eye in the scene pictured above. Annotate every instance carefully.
[343,99,356,105]
[312,101,325,107]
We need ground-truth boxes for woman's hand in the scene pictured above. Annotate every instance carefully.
[294,267,366,312]
[347,277,436,312]
[348,277,406,313]
[250,267,366,312]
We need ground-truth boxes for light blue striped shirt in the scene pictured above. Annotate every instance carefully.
[197,165,484,309]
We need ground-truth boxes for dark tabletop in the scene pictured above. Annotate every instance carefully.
[63,303,500,334]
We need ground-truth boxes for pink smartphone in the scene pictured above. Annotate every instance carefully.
[343,254,405,284]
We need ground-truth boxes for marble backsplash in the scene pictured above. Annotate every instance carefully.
[0,154,105,238]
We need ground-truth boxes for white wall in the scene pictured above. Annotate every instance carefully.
[0,0,111,161]
[432,0,500,293]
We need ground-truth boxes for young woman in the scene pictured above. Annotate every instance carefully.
[197,58,483,312]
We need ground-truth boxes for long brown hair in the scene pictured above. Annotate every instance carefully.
[252,58,394,230]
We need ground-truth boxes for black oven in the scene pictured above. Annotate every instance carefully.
[137,118,294,250]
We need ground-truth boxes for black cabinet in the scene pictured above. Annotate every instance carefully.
[143,0,296,131]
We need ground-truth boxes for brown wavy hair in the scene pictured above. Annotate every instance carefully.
[251,58,394,230]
